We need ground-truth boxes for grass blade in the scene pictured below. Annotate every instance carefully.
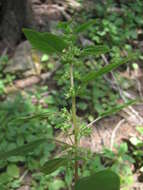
[82,55,137,83]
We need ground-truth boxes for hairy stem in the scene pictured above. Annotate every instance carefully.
[70,64,79,182]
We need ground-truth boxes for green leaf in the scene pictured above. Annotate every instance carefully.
[40,158,68,174]
[41,54,49,62]
[122,154,135,163]
[48,179,65,190]
[99,99,137,118]
[75,170,120,190]
[130,137,142,146]
[74,20,96,34]
[81,45,109,56]
[118,143,128,155]
[7,164,19,178]
[82,55,137,83]
[23,28,68,54]
[103,148,115,159]
[136,126,143,135]
[0,173,11,184]
[0,184,5,190]
[0,138,46,160]
[132,63,139,70]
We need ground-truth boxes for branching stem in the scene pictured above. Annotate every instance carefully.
[70,64,79,182]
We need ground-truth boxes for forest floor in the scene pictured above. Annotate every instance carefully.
[1,43,143,190]
[1,1,143,189]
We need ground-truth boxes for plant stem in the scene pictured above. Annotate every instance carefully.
[70,64,79,182]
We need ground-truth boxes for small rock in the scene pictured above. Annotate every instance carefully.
[4,41,41,76]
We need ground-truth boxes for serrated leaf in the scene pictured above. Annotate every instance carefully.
[40,158,68,174]
[7,164,19,178]
[82,55,137,83]
[75,170,120,190]
[81,45,109,56]
[0,138,46,160]
[23,28,68,54]
[74,20,96,34]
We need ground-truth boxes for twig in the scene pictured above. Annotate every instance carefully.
[136,78,143,100]
[19,170,28,182]
[87,117,101,127]
[1,48,8,57]
[126,106,143,125]
[104,75,136,99]
[110,119,125,150]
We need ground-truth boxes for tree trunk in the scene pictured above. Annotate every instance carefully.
[0,0,28,47]
[0,0,78,51]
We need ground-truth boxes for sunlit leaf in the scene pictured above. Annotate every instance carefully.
[7,164,20,178]
[41,54,49,62]
[75,170,120,190]
[81,45,109,56]
[48,179,65,190]
[82,55,137,83]
[40,158,68,174]
[130,137,142,146]
[74,20,96,34]
[23,28,68,54]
